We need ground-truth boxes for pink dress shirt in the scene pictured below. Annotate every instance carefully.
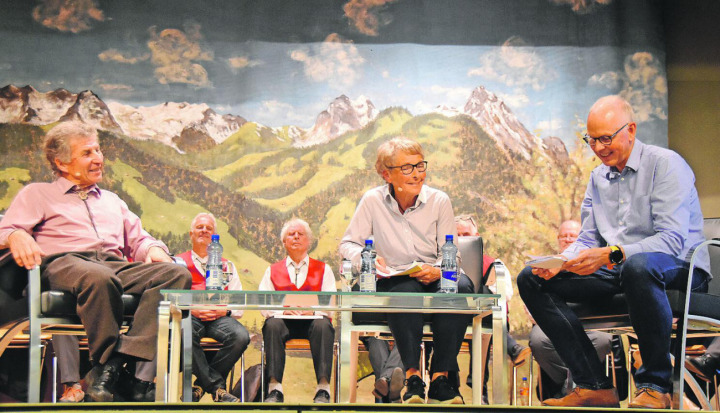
[0,177,166,262]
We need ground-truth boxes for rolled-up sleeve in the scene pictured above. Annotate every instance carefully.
[120,200,168,262]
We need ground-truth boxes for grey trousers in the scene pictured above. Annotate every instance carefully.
[363,337,404,380]
[529,324,612,395]
[41,251,191,365]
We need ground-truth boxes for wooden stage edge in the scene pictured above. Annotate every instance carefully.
[0,403,686,413]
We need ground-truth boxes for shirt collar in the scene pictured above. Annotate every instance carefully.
[603,139,644,180]
[57,177,101,196]
[286,255,309,269]
[191,250,207,263]
[382,184,427,210]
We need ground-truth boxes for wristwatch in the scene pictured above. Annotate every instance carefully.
[609,245,624,265]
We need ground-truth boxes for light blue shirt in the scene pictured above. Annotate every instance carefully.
[563,139,710,276]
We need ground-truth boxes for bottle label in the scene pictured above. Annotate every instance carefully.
[359,272,376,292]
[442,270,458,282]
[206,268,223,290]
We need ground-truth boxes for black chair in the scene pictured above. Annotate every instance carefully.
[0,250,140,402]
[567,217,720,409]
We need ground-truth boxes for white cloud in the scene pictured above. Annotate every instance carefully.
[497,88,531,109]
[33,0,104,33]
[228,55,263,71]
[468,37,556,91]
[588,71,622,89]
[290,33,365,89]
[259,100,311,125]
[343,0,398,36]
[587,52,667,122]
[147,24,213,87]
[549,0,613,14]
[429,85,472,103]
[536,119,563,133]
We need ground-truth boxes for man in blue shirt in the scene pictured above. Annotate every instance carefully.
[518,95,710,409]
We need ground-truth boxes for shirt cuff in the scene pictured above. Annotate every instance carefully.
[621,243,641,259]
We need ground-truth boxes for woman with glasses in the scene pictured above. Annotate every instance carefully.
[339,136,472,404]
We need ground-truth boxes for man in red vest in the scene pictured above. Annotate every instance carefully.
[259,218,336,404]
[176,213,250,403]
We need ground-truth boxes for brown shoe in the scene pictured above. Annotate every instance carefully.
[59,382,85,402]
[542,387,620,408]
[628,388,671,409]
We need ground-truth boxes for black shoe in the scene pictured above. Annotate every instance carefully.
[402,375,426,404]
[509,344,531,367]
[192,386,204,402]
[264,389,284,403]
[114,368,155,402]
[427,375,464,404]
[313,389,330,403]
[214,388,239,402]
[686,353,720,382]
[84,357,124,402]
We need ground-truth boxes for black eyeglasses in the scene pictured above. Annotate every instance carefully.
[583,123,628,146]
[385,160,428,175]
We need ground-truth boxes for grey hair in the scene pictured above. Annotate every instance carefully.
[43,121,98,176]
[590,95,635,123]
[190,212,217,231]
[280,218,313,242]
[375,136,424,177]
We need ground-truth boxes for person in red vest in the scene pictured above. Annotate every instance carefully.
[259,218,336,404]
[176,212,250,403]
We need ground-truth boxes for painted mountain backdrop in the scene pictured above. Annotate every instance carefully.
[0,83,598,334]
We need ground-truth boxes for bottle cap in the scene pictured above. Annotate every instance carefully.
[365,239,373,245]
[211,234,220,241]
[446,234,453,241]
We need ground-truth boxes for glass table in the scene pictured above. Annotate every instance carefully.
[155,289,508,405]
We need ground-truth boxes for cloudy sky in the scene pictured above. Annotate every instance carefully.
[0,0,668,145]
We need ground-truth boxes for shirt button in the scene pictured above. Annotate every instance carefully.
[619,221,624,226]
[620,199,624,204]
[621,178,625,181]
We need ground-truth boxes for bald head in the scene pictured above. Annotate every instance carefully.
[586,95,637,172]
[557,220,581,251]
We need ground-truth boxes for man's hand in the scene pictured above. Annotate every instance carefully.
[8,230,45,269]
[562,247,612,275]
[192,309,226,321]
[144,246,172,263]
[531,267,562,280]
[410,264,441,285]
[283,310,315,316]
[375,255,388,274]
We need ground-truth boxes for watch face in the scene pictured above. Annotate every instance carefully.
[610,248,623,264]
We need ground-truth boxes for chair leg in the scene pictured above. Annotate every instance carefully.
[512,361,517,405]
[333,341,339,403]
[260,341,265,401]
[52,354,58,404]
[239,353,245,402]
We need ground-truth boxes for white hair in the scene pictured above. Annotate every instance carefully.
[280,218,313,241]
[190,212,216,231]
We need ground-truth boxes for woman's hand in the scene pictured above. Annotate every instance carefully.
[411,264,441,284]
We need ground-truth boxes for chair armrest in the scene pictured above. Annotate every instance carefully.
[0,249,13,267]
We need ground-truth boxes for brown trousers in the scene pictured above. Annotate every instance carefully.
[41,251,191,365]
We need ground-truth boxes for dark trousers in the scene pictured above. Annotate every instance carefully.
[262,317,335,383]
[518,252,708,393]
[379,273,473,373]
[192,315,250,393]
[41,251,192,365]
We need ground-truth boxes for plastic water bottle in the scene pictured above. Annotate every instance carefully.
[440,235,458,293]
[519,376,529,406]
[205,234,223,291]
[359,239,377,292]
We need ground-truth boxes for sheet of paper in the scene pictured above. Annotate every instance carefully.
[377,262,424,278]
[525,255,567,269]
[274,314,322,320]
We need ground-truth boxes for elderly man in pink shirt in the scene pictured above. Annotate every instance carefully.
[0,121,191,402]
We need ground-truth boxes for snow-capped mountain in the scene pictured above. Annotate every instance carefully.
[0,85,121,133]
[463,86,541,159]
[296,95,379,147]
[107,101,245,148]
